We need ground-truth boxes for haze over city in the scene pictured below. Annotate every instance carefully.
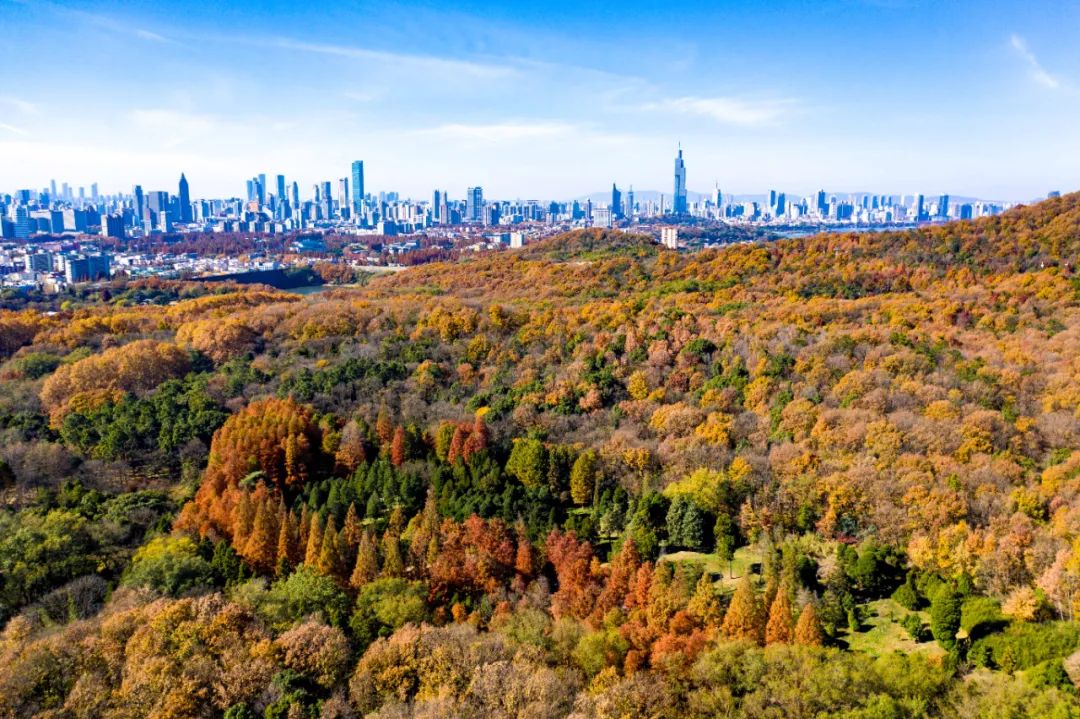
[1,0,1079,200]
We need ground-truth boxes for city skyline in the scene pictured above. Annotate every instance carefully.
[1,0,1078,199]
[4,152,1056,207]
[4,146,1023,246]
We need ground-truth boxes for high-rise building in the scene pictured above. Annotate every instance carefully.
[938,194,950,219]
[13,205,32,240]
[611,183,622,219]
[132,185,145,225]
[47,210,64,233]
[178,173,192,222]
[673,146,687,215]
[101,213,124,239]
[321,181,333,215]
[466,186,483,223]
[276,175,286,201]
[661,227,678,249]
[290,182,299,209]
[433,190,442,223]
[351,161,365,213]
[147,191,170,217]
[627,186,635,218]
[24,251,52,273]
[65,254,110,283]
[337,178,349,216]
[63,208,88,232]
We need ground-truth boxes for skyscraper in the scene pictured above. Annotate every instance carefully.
[433,190,442,223]
[938,194,950,219]
[276,175,286,202]
[132,185,145,225]
[178,173,192,222]
[351,161,365,213]
[321,181,333,217]
[467,186,483,223]
[611,183,622,219]
[627,186,635,218]
[673,146,687,215]
[338,178,349,216]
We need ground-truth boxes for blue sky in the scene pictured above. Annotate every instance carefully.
[0,0,1077,201]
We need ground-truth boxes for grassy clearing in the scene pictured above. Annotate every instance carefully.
[661,546,762,591]
[843,599,946,661]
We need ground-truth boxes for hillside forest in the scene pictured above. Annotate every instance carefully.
[2,194,1080,718]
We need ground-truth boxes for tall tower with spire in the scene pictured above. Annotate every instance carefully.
[177,173,192,223]
[673,144,687,215]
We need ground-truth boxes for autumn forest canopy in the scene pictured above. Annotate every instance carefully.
[2,193,1080,718]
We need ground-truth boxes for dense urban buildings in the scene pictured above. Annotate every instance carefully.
[0,146,1053,290]
[2,147,1029,240]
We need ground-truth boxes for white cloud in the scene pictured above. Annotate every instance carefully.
[272,38,515,80]
[1010,34,1060,90]
[134,28,174,43]
[639,95,796,126]
[0,123,29,136]
[0,96,37,114]
[413,121,579,142]
[343,90,380,103]
[129,108,221,149]
[58,7,179,45]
